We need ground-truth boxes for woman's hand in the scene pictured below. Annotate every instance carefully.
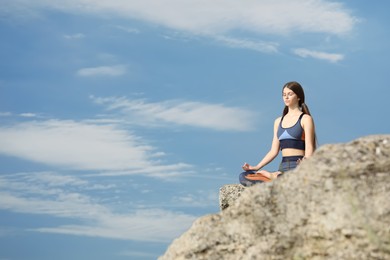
[242,162,252,171]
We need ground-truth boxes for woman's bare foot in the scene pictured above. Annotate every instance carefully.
[269,171,282,180]
[256,170,272,179]
[246,172,271,182]
[246,170,282,182]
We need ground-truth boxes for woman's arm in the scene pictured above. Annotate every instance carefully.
[243,117,281,171]
[302,114,315,158]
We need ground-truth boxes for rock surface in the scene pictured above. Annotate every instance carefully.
[159,135,390,260]
[219,184,246,210]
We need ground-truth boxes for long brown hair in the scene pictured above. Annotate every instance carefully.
[282,81,317,149]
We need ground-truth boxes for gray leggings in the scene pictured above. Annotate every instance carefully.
[239,156,303,187]
[278,155,304,173]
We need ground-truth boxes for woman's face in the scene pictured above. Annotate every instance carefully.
[282,87,299,107]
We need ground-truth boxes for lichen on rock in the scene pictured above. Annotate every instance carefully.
[219,184,246,211]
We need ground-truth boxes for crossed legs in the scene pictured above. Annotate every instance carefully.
[245,170,282,181]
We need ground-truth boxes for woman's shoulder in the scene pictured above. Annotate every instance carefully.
[301,113,313,120]
[273,116,282,131]
[301,114,314,125]
[274,116,282,125]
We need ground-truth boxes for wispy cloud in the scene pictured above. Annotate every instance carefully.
[0,119,188,172]
[22,171,89,187]
[0,172,91,197]
[1,1,358,58]
[114,25,140,34]
[293,48,344,63]
[63,33,85,39]
[3,1,357,36]
[89,163,194,179]
[0,112,42,118]
[171,189,219,208]
[31,208,195,242]
[92,96,256,131]
[77,65,127,77]
[19,113,38,118]
[0,172,196,242]
[214,35,279,53]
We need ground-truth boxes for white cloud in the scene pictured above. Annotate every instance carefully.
[77,65,127,77]
[63,33,85,39]
[23,171,88,187]
[19,113,38,118]
[31,208,195,242]
[3,0,357,36]
[1,1,357,56]
[0,173,196,242]
[89,163,194,179]
[293,48,344,63]
[0,112,41,118]
[92,96,256,131]
[114,25,140,34]
[0,120,188,172]
[214,35,279,53]
[171,189,219,208]
[0,172,112,199]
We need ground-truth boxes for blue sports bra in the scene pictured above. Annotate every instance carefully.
[277,113,305,150]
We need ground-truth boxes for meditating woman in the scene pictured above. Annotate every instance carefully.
[239,81,317,186]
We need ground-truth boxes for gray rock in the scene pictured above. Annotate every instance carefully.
[159,135,390,260]
[219,184,246,210]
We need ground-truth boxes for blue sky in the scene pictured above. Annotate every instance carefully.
[0,0,389,259]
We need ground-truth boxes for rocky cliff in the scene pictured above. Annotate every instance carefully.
[159,135,390,260]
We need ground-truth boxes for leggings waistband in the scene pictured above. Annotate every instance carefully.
[281,156,304,162]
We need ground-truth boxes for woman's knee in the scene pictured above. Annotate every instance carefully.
[239,171,256,187]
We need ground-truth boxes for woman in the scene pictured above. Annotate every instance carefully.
[239,81,316,186]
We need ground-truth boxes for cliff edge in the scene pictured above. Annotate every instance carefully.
[159,135,390,260]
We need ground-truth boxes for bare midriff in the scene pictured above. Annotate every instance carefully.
[281,148,305,157]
